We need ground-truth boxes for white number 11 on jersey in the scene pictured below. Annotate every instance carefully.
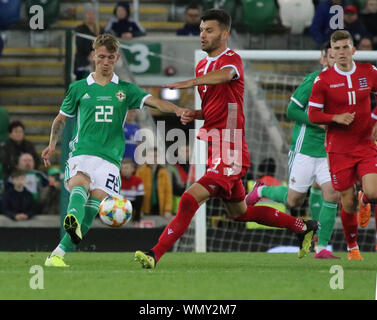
[347,91,356,105]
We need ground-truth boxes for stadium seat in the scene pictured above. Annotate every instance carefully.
[0,0,21,30]
[25,0,60,28]
[201,0,237,20]
[241,0,277,33]
[278,0,314,34]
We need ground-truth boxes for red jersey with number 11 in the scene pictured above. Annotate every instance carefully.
[308,62,377,153]
[195,48,250,168]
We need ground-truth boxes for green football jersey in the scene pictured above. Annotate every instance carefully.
[288,70,326,158]
[60,73,150,168]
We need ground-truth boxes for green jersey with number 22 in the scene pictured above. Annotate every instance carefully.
[60,73,150,168]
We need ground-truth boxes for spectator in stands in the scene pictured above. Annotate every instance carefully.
[0,105,9,145]
[166,144,195,214]
[2,169,36,221]
[123,109,141,162]
[360,0,377,49]
[105,1,146,40]
[0,120,40,180]
[357,36,373,50]
[136,147,173,219]
[176,3,201,36]
[17,153,48,211]
[0,34,3,57]
[40,167,61,215]
[120,158,144,222]
[309,0,349,47]
[343,5,370,47]
[74,3,103,80]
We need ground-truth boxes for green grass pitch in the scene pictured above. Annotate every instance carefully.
[0,251,376,300]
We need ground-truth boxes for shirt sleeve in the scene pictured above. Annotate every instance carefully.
[218,52,242,80]
[308,75,334,124]
[60,83,79,117]
[127,84,151,110]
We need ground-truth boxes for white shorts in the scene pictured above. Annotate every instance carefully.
[288,151,331,193]
[64,155,121,197]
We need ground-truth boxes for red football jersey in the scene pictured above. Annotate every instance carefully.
[120,175,144,201]
[195,48,250,168]
[309,62,377,153]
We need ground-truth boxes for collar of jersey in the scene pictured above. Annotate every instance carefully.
[334,61,356,76]
[86,72,119,85]
[206,48,230,62]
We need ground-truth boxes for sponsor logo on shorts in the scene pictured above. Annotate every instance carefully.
[290,177,296,184]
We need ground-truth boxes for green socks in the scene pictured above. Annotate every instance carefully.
[308,186,322,221]
[66,186,88,224]
[261,185,288,204]
[317,200,338,247]
[59,196,101,252]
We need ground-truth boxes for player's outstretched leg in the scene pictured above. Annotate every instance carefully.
[340,207,363,260]
[135,192,199,269]
[234,205,318,258]
[45,197,100,267]
[245,181,264,206]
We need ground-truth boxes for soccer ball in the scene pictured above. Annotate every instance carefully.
[99,195,132,227]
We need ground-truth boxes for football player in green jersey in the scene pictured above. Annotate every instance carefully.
[42,34,187,267]
[246,43,341,259]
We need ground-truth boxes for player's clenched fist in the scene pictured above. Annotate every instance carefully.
[332,112,355,125]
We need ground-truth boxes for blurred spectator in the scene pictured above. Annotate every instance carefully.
[17,153,48,211]
[166,144,195,214]
[343,5,370,47]
[123,109,141,162]
[74,3,103,80]
[309,0,349,47]
[104,1,146,40]
[176,3,201,36]
[135,148,173,219]
[0,34,3,57]
[360,0,377,49]
[40,166,61,215]
[120,158,144,222]
[0,120,40,180]
[357,36,373,50]
[0,105,9,144]
[2,169,36,221]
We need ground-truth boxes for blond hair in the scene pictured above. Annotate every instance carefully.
[92,33,120,53]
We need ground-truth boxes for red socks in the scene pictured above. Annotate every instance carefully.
[235,205,306,233]
[340,208,358,250]
[153,192,199,263]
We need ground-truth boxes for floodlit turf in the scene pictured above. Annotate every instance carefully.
[0,251,376,300]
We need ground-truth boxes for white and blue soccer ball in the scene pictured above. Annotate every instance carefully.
[99,195,133,227]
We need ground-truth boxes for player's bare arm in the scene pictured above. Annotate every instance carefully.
[144,95,187,117]
[181,109,203,125]
[163,67,236,90]
[41,113,67,167]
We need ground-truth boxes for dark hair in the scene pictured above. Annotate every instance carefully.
[114,1,130,17]
[330,30,354,46]
[201,9,231,31]
[122,157,136,167]
[258,158,276,176]
[8,120,25,133]
[10,168,26,179]
[186,2,200,12]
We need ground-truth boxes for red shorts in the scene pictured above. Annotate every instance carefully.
[328,146,377,191]
[197,143,249,202]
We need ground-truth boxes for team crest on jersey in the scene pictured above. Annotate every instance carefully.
[358,77,368,88]
[116,90,126,102]
[226,52,235,56]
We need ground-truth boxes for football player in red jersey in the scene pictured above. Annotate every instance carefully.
[135,9,318,269]
[308,30,377,260]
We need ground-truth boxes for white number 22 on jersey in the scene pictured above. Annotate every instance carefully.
[95,105,113,122]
